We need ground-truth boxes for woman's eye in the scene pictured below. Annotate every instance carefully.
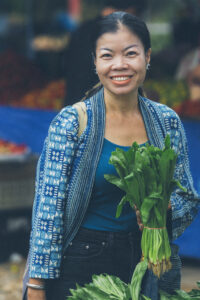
[101,53,112,58]
[127,51,137,56]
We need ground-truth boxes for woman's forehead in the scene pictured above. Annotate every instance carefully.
[96,27,143,50]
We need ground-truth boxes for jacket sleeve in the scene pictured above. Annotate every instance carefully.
[168,112,200,240]
[28,106,79,279]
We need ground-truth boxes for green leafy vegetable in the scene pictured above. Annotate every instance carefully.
[67,274,130,300]
[104,135,186,278]
[67,275,200,300]
[129,259,148,300]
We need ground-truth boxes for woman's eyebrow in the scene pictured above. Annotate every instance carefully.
[100,44,139,52]
[100,47,113,52]
[124,44,139,51]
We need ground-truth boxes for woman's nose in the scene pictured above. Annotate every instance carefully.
[111,56,128,69]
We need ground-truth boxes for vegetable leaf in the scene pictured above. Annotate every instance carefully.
[130,259,148,300]
[104,174,127,192]
[92,274,130,299]
[116,196,129,218]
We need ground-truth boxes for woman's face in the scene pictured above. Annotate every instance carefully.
[95,25,151,98]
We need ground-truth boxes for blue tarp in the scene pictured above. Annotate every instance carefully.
[0,106,56,154]
[0,106,199,258]
[174,119,200,259]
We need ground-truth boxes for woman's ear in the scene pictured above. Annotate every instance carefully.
[92,53,97,74]
[146,48,151,65]
[92,53,96,65]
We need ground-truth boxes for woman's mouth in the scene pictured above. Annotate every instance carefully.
[110,75,133,85]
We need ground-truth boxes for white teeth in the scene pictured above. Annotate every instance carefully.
[112,76,130,81]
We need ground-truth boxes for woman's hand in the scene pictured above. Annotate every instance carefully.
[168,200,171,209]
[134,201,171,231]
[134,205,144,231]
[27,279,46,300]
[27,288,46,300]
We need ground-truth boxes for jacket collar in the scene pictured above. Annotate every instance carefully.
[138,95,166,148]
[63,88,105,251]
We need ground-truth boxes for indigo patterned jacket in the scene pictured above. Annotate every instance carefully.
[27,89,199,280]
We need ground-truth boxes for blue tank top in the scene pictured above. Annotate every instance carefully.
[82,138,146,232]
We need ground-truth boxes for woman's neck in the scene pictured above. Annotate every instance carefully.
[104,89,139,114]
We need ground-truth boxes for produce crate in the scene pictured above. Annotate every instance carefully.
[0,155,38,211]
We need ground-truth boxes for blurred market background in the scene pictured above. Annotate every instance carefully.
[0,0,200,299]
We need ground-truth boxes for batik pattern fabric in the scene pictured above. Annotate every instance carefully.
[140,98,199,239]
[29,107,80,279]
[158,103,199,239]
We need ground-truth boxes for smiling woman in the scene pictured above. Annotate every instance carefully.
[90,12,151,146]
[94,24,151,100]
[23,11,199,300]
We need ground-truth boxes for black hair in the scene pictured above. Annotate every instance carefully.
[83,12,151,99]
[91,12,151,57]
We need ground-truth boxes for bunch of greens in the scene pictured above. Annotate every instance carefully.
[67,262,200,300]
[104,135,186,278]
[67,273,131,300]
[67,259,148,300]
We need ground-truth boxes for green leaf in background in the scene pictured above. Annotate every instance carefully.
[187,280,200,299]
[67,283,105,300]
[67,274,131,300]
[67,272,200,300]
[92,274,130,299]
[68,283,110,300]
[141,296,151,300]
[175,289,194,299]
[159,290,173,300]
